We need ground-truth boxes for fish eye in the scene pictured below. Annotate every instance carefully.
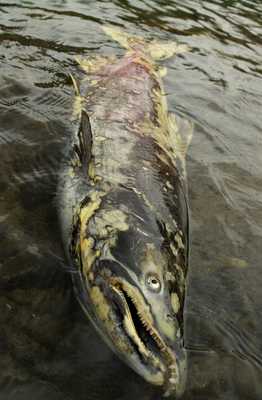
[146,273,161,293]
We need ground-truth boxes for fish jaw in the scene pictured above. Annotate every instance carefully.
[74,255,187,397]
[108,276,187,397]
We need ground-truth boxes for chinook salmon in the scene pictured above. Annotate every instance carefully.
[59,26,192,397]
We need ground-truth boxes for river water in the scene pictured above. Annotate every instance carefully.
[0,1,262,399]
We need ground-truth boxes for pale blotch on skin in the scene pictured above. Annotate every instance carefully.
[166,180,173,190]
[80,191,103,220]
[88,160,102,184]
[68,166,76,178]
[81,237,100,277]
[175,232,184,250]
[88,209,129,248]
[97,209,129,232]
[165,222,178,237]
[90,286,110,321]
[79,191,103,275]
[76,55,116,74]
[72,93,84,119]
[157,66,167,77]
[171,292,180,314]
[170,243,178,257]
[90,285,131,354]
[88,160,96,180]
[166,271,176,283]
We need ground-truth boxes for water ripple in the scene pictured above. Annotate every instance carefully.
[0,1,262,399]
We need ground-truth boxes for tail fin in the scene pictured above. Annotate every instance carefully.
[102,26,189,61]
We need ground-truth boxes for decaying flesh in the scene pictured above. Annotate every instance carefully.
[59,26,192,397]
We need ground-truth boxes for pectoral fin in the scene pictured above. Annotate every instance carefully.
[74,110,93,172]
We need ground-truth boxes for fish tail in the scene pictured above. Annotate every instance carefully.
[102,25,189,61]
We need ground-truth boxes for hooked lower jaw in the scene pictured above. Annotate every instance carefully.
[108,278,181,392]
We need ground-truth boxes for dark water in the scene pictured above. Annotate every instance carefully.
[0,0,262,399]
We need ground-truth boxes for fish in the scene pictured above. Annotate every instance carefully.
[58,26,192,397]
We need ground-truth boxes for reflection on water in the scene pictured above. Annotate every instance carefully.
[0,0,262,399]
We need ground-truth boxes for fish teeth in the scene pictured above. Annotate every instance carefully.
[111,279,170,359]
[131,295,167,352]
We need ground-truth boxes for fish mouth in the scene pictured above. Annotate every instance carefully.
[108,277,179,390]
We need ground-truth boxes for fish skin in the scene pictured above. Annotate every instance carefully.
[59,27,191,397]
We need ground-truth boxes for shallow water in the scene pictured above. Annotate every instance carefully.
[0,0,262,399]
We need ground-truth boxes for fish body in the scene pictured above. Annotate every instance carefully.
[59,27,192,397]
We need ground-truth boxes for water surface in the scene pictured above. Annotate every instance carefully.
[0,1,262,399]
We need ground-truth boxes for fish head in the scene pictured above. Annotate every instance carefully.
[74,200,187,397]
